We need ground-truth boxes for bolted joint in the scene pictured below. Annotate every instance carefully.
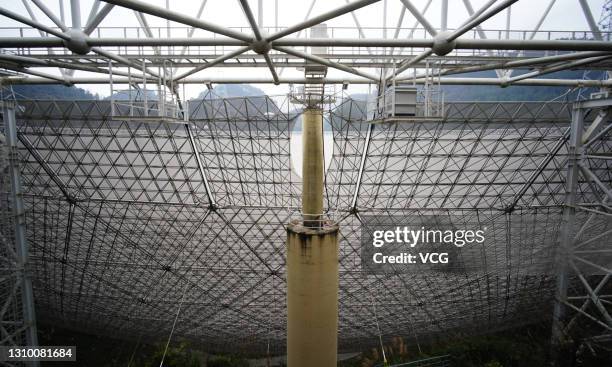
[65,194,79,206]
[432,31,456,56]
[62,29,91,55]
[251,40,272,55]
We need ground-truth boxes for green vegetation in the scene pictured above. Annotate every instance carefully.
[339,321,612,367]
[123,341,249,367]
[129,341,201,367]
[8,84,99,99]
[339,324,548,367]
[206,355,250,367]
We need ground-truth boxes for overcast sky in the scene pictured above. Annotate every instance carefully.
[0,0,607,98]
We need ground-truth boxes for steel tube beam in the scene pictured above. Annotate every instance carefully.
[550,104,583,358]
[4,37,612,51]
[574,255,612,275]
[343,0,374,56]
[90,47,160,78]
[570,261,612,327]
[18,0,71,82]
[70,0,82,29]
[462,0,497,39]
[83,3,114,35]
[393,49,433,80]
[238,0,278,83]
[462,0,497,27]
[86,0,101,26]
[386,0,432,60]
[506,55,612,84]
[172,0,208,77]
[133,11,160,55]
[0,38,66,47]
[0,53,154,80]
[1,65,68,83]
[576,97,612,109]
[441,0,448,31]
[0,8,69,39]
[31,0,69,31]
[562,300,612,332]
[267,0,381,42]
[390,4,406,45]
[578,0,603,40]
[584,155,612,160]
[482,50,610,69]
[185,124,216,208]
[584,122,612,148]
[100,0,253,42]
[7,53,608,70]
[582,108,610,144]
[529,0,556,40]
[506,5,512,38]
[447,0,519,42]
[565,274,611,332]
[578,163,612,201]
[399,0,437,36]
[239,0,263,41]
[461,0,503,78]
[273,45,379,81]
[398,51,612,82]
[2,103,40,364]
[452,39,612,52]
[174,45,253,81]
[6,76,612,87]
[20,1,52,36]
[59,0,66,24]
[263,53,280,84]
[350,123,374,211]
[178,0,208,49]
[293,0,317,39]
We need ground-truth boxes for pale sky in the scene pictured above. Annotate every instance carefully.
[0,0,607,98]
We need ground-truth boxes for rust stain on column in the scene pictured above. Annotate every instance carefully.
[286,107,339,366]
[301,108,324,227]
[286,221,339,367]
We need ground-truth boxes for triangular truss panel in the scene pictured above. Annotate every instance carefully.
[1,97,610,355]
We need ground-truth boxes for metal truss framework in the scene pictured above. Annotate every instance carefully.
[1,102,39,367]
[0,0,610,362]
[0,0,611,88]
[551,98,612,356]
[0,96,608,358]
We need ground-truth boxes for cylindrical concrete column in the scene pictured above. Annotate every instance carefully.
[301,108,324,227]
[286,220,339,367]
[286,106,338,366]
